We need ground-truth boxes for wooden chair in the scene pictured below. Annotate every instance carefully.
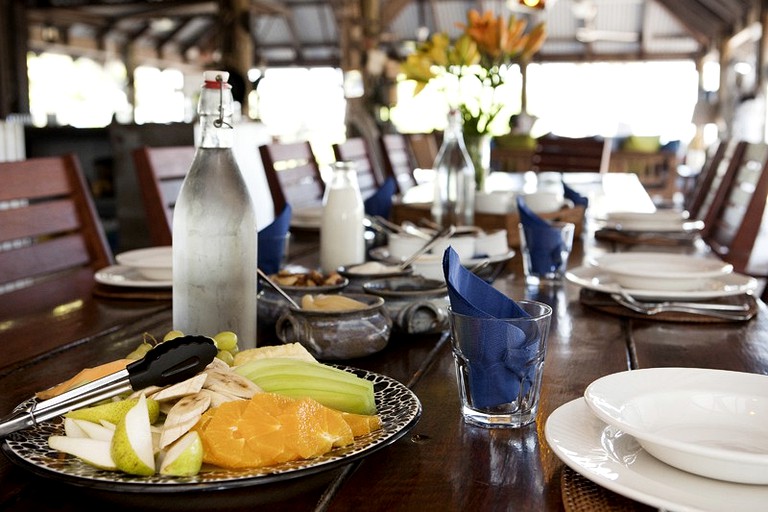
[331,137,382,201]
[683,140,731,220]
[405,132,439,170]
[531,135,611,173]
[132,145,196,246]
[258,141,326,216]
[701,142,768,276]
[378,133,418,195]
[696,140,748,227]
[0,154,113,292]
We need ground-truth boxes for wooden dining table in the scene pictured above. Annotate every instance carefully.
[1,172,766,512]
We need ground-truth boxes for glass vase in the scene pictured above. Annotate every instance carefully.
[464,134,492,192]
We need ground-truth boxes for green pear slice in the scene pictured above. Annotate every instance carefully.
[48,435,117,471]
[111,394,156,476]
[66,397,160,424]
[63,417,88,438]
[158,431,204,476]
[72,418,115,442]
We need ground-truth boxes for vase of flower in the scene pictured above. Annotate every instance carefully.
[464,133,492,192]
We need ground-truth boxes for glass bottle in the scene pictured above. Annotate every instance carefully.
[431,109,475,227]
[320,161,365,273]
[172,70,258,348]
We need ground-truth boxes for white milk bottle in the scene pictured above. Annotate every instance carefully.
[320,161,365,273]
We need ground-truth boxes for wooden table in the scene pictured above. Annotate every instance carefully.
[1,174,766,512]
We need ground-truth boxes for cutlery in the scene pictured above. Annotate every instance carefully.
[610,291,752,320]
[399,225,457,270]
[0,336,217,437]
[257,268,301,309]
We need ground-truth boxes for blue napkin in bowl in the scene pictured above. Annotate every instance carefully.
[517,196,566,275]
[363,177,397,219]
[562,181,588,208]
[258,203,292,275]
[442,247,539,409]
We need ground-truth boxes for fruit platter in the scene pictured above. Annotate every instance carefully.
[0,332,422,492]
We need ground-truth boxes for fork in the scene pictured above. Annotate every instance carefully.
[609,291,752,320]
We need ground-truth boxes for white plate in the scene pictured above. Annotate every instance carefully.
[584,368,768,484]
[115,246,172,281]
[370,246,515,266]
[94,265,172,288]
[597,211,704,232]
[565,264,757,300]
[545,398,768,512]
[589,253,733,291]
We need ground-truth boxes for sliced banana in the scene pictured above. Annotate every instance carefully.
[203,368,262,399]
[149,373,208,402]
[196,388,242,408]
[159,393,212,449]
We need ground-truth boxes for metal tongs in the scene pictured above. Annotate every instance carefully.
[0,335,217,438]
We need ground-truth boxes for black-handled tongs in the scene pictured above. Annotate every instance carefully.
[0,335,217,438]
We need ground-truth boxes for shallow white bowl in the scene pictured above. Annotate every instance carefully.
[387,233,427,261]
[584,367,768,484]
[430,234,475,260]
[591,252,732,291]
[115,246,172,281]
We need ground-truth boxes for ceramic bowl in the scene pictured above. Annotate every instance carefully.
[363,276,449,334]
[337,264,413,293]
[388,233,428,261]
[431,234,476,261]
[474,229,509,257]
[275,293,392,360]
[115,246,172,281]
[257,273,349,325]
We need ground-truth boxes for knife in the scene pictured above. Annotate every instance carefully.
[0,335,217,438]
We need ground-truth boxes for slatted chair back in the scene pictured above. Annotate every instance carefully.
[698,140,748,231]
[378,133,418,195]
[702,142,768,275]
[684,140,732,220]
[258,141,326,216]
[132,145,196,246]
[0,154,112,292]
[332,137,382,200]
[531,135,611,173]
[405,132,439,170]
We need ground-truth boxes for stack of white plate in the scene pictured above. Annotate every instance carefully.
[597,210,704,233]
[545,368,768,511]
[566,252,758,300]
[95,246,172,288]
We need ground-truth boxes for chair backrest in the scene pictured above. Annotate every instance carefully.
[702,142,768,274]
[258,141,326,216]
[531,135,611,173]
[0,154,112,292]
[405,132,439,170]
[378,133,418,195]
[332,137,382,200]
[684,140,730,219]
[132,145,196,246]
[698,140,748,229]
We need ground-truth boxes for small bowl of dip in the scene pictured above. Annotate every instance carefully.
[338,262,413,292]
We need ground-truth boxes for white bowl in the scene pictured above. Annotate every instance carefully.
[475,190,515,214]
[388,233,428,261]
[410,254,444,282]
[590,252,732,291]
[430,234,475,260]
[474,229,509,257]
[585,368,768,484]
[115,246,172,281]
[519,191,566,213]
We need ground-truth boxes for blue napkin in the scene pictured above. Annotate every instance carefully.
[562,181,588,208]
[258,203,292,275]
[363,177,397,219]
[442,247,539,409]
[517,197,566,276]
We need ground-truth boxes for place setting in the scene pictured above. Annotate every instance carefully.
[566,252,759,322]
[593,210,705,247]
[545,367,768,512]
[93,246,173,300]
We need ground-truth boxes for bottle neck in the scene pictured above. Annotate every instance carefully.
[198,84,235,149]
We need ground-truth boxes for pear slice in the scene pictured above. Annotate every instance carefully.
[63,417,88,438]
[72,419,115,442]
[66,397,160,425]
[111,394,156,476]
[49,435,117,471]
[158,431,204,476]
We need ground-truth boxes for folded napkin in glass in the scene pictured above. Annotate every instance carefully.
[363,177,397,219]
[562,181,588,208]
[517,197,567,276]
[258,203,292,275]
[443,247,540,408]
